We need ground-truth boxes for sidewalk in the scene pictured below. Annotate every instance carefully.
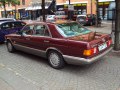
[0,78,13,90]
[102,20,112,24]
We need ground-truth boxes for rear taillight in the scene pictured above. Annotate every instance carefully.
[86,18,88,21]
[83,47,97,56]
[107,39,112,46]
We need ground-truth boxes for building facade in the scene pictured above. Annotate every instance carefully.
[0,0,32,19]
[56,0,115,20]
[0,0,115,20]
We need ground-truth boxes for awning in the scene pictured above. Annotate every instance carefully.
[25,6,33,10]
[99,0,114,2]
[25,6,49,10]
[25,1,51,11]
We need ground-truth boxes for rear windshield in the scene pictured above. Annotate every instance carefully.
[56,22,91,37]
[55,11,66,15]
[77,16,86,19]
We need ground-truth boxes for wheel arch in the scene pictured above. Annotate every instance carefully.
[46,47,63,57]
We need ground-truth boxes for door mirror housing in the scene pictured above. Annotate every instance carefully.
[17,30,26,36]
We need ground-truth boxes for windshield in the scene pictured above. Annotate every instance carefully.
[56,22,91,37]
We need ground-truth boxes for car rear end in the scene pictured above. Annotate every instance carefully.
[76,15,88,25]
[55,11,67,20]
[46,15,55,22]
[64,33,112,65]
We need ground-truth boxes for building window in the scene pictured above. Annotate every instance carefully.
[22,0,25,5]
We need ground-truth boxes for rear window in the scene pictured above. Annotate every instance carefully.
[55,11,65,15]
[47,15,54,18]
[56,22,91,37]
[78,16,86,18]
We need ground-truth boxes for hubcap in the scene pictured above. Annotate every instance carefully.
[49,53,60,67]
[7,42,12,51]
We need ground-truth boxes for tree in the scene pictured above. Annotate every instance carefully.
[0,0,20,18]
[95,0,99,27]
[11,0,20,19]
[0,0,9,18]
[114,0,120,50]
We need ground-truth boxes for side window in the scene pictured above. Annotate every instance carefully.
[14,22,26,27]
[11,22,17,28]
[1,23,11,29]
[34,25,50,36]
[22,25,34,35]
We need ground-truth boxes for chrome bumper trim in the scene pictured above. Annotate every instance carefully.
[63,47,113,65]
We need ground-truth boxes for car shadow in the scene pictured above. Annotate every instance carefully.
[60,57,107,75]
[13,50,48,65]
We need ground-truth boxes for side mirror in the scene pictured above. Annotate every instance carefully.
[17,30,22,35]
[17,31,26,36]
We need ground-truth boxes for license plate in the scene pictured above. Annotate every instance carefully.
[98,43,107,51]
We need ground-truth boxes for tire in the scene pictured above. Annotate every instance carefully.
[48,50,65,69]
[6,41,15,53]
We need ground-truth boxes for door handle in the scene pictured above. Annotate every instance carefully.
[44,40,49,43]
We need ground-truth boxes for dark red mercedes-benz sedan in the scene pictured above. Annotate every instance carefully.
[5,20,112,69]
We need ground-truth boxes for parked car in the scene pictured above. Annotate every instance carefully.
[0,18,16,22]
[46,15,55,22]
[5,20,112,69]
[55,11,67,20]
[76,14,101,26]
[0,21,26,43]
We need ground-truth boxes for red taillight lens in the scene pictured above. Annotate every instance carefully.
[86,18,88,21]
[107,39,112,46]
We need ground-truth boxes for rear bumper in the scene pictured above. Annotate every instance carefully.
[63,47,113,65]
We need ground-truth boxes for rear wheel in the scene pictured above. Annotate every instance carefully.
[48,50,65,69]
[7,41,15,53]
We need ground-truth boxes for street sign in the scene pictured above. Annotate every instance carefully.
[68,5,74,11]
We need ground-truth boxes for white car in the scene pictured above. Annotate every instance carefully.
[46,15,55,22]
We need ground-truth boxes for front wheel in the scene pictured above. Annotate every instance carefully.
[6,41,15,53]
[48,51,65,69]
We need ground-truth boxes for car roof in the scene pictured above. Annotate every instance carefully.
[0,18,15,20]
[0,20,25,25]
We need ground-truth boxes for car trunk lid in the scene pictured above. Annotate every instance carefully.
[68,32,112,57]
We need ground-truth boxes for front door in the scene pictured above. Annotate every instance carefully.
[13,24,35,49]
